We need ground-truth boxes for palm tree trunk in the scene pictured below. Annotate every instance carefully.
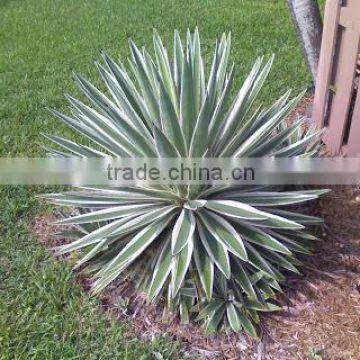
[287,0,323,83]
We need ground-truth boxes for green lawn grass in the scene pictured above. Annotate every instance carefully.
[0,0,319,358]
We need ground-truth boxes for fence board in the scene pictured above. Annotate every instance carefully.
[323,27,359,154]
[313,0,342,128]
[347,90,360,155]
[312,0,360,155]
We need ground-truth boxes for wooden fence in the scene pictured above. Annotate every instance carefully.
[312,0,360,155]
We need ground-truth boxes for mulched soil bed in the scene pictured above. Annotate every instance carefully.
[33,186,360,360]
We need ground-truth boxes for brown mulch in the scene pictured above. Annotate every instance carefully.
[33,186,360,360]
[262,186,360,359]
[287,96,314,125]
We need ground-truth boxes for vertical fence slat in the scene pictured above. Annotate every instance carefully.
[339,0,360,156]
[323,26,359,154]
[312,0,342,128]
[347,90,360,155]
[347,0,360,156]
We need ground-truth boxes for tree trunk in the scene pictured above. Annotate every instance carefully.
[287,0,323,83]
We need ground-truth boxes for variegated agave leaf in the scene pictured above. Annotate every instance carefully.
[43,28,327,336]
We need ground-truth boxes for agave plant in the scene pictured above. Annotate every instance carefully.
[43,29,326,336]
